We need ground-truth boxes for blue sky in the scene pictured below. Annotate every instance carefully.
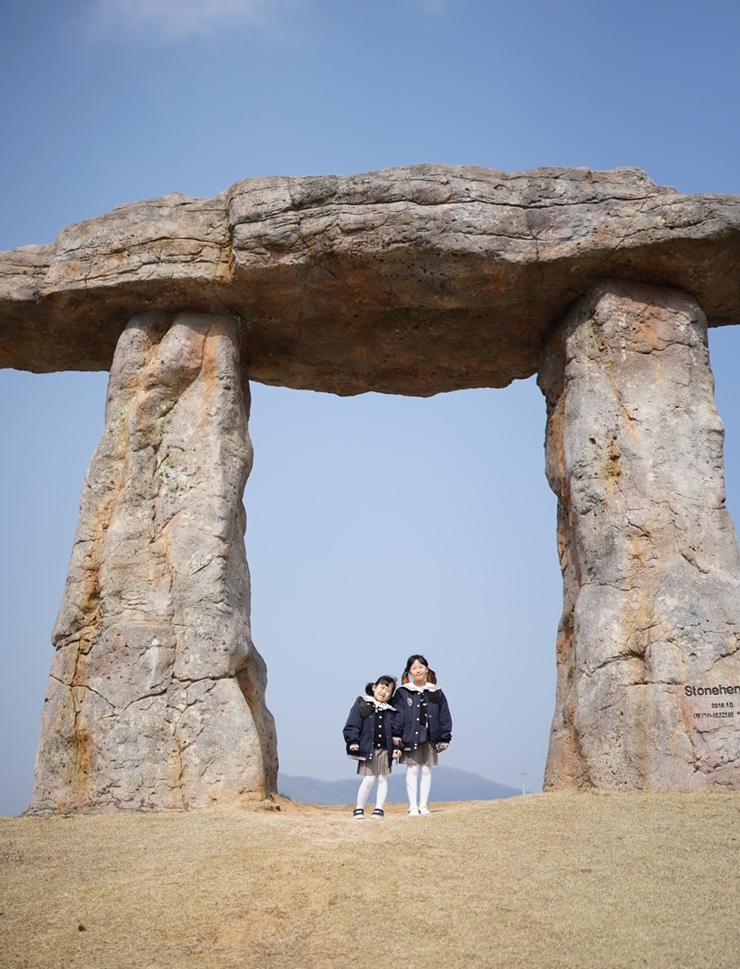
[1,0,739,814]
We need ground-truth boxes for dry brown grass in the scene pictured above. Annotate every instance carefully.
[1,792,738,969]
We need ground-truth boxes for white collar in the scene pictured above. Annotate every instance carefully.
[362,694,396,711]
[403,680,440,693]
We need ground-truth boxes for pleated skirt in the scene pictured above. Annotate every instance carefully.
[398,742,438,767]
[356,747,392,776]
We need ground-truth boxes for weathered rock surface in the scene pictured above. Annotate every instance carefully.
[30,312,276,813]
[539,281,740,791]
[2,165,740,395]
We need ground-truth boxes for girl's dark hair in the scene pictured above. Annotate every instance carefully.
[402,654,437,685]
[365,675,397,695]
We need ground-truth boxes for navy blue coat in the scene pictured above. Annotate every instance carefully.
[393,685,452,750]
[343,696,398,769]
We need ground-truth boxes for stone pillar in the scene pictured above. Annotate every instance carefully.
[539,281,740,792]
[30,312,277,812]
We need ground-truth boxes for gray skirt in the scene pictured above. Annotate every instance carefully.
[356,747,392,777]
[399,743,439,767]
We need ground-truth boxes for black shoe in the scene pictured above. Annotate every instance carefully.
[353,807,365,819]
[370,808,384,819]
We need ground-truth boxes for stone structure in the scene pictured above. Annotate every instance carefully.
[31,312,276,812]
[540,282,739,790]
[0,164,738,809]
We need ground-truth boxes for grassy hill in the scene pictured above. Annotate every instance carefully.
[1,792,737,968]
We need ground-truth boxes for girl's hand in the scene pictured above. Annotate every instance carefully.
[349,744,359,751]
[437,743,449,752]
[392,737,401,746]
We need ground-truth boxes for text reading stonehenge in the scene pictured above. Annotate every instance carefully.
[1,165,738,811]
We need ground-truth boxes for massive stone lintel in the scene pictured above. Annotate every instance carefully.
[539,281,740,791]
[2,164,740,395]
[30,312,276,813]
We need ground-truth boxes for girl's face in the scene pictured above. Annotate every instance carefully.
[372,681,393,703]
[408,660,428,685]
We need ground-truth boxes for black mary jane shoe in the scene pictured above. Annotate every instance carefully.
[369,808,385,819]
[353,807,365,819]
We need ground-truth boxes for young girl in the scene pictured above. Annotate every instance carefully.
[394,654,452,815]
[343,675,400,819]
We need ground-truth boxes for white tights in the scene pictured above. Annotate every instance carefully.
[405,764,432,810]
[356,774,388,810]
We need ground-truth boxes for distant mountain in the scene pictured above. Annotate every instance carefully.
[277,766,520,804]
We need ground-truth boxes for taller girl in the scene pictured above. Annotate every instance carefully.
[394,654,452,815]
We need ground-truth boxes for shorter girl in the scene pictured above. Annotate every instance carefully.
[343,675,400,819]
[394,654,452,815]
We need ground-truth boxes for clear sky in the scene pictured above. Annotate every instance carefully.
[1,0,739,815]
